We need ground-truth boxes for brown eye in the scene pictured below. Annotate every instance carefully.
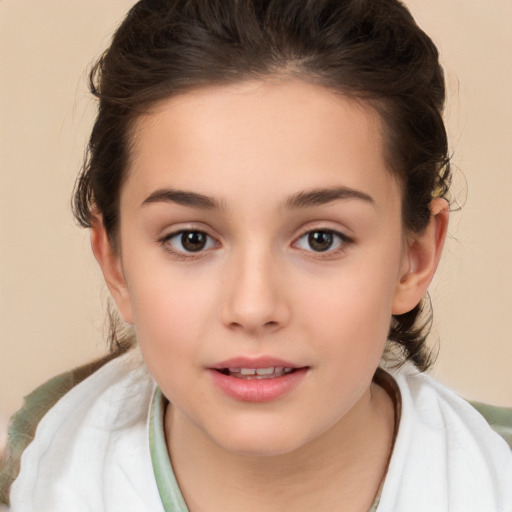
[295,229,351,253]
[181,231,207,252]
[308,231,334,252]
[163,230,217,254]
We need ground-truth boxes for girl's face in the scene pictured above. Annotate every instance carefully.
[100,79,437,456]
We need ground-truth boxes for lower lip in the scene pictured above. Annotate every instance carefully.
[208,368,308,402]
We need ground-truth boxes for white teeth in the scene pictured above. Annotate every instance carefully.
[256,367,275,375]
[224,366,296,379]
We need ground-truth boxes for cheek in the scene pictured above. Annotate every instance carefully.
[296,250,403,355]
[125,265,216,366]
[303,287,392,356]
[128,278,214,407]
[299,280,395,403]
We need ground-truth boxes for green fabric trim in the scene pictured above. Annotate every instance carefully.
[368,497,380,512]
[469,401,512,449]
[149,388,189,511]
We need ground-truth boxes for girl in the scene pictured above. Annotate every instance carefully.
[1,1,511,511]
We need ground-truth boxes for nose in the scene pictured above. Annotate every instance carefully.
[221,249,290,336]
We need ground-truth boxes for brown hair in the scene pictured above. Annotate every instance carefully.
[73,0,451,370]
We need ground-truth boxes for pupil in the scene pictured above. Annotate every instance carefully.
[308,231,333,252]
[182,231,206,252]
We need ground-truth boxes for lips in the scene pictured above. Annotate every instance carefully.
[208,357,308,402]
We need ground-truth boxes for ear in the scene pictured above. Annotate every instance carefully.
[392,198,449,315]
[90,214,134,324]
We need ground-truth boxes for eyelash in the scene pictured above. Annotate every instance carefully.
[159,228,353,260]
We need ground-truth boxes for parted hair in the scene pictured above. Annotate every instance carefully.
[73,0,451,371]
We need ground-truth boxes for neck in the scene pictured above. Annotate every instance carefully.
[165,381,396,512]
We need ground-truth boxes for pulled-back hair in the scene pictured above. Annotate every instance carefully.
[73,0,451,370]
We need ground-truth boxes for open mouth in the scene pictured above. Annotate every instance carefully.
[209,364,309,401]
[216,367,299,379]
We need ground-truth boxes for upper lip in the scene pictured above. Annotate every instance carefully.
[210,356,304,370]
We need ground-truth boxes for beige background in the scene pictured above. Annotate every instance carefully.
[1,0,511,444]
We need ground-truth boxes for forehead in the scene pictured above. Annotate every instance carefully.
[125,79,400,210]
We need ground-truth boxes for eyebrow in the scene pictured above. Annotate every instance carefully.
[285,186,375,209]
[141,189,224,210]
[140,185,375,211]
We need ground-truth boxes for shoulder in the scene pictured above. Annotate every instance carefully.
[378,364,512,512]
[1,353,119,505]
[469,400,512,450]
[1,350,159,511]
[394,365,512,452]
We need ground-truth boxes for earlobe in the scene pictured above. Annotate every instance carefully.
[90,215,134,324]
[392,198,449,315]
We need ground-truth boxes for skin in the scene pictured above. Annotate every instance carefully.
[92,78,448,512]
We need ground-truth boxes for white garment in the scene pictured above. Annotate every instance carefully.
[10,352,164,512]
[9,353,512,512]
[379,365,512,512]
